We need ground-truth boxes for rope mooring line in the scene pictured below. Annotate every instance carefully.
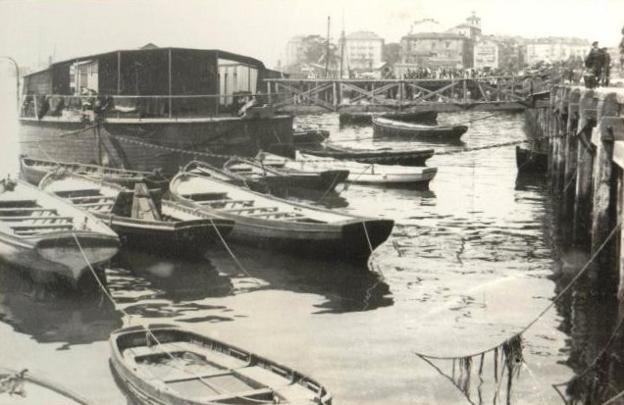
[414,220,621,361]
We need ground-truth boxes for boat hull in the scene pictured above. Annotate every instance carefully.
[300,147,434,166]
[19,115,294,176]
[372,118,468,141]
[293,128,330,146]
[516,146,548,174]
[339,110,438,126]
[0,231,118,291]
[102,216,234,259]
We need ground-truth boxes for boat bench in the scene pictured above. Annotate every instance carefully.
[181,192,228,201]
[68,195,115,202]
[11,223,74,230]
[55,189,103,198]
[0,199,38,208]
[248,211,305,219]
[199,199,254,208]
[0,215,73,222]
[73,201,115,208]
[0,207,58,214]
[224,206,278,214]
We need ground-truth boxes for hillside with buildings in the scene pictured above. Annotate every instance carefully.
[282,12,592,79]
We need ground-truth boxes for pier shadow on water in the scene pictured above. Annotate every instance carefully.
[0,263,122,346]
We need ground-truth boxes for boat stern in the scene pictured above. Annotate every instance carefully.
[341,219,394,261]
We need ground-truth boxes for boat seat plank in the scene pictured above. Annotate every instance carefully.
[0,208,57,213]
[248,211,305,219]
[224,206,279,214]
[181,192,228,201]
[0,199,38,207]
[0,216,73,222]
[199,199,254,207]
[199,388,274,402]
[11,223,74,230]
[73,202,115,208]
[126,342,248,371]
[68,195,114,202]
[55,189,103,198]
[163,370,235,384]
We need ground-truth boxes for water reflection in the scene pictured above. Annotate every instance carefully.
[206,245,393,314]
[0,264,122,345]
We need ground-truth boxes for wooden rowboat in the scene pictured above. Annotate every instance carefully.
[339,110,438,126]
[300,143,435,166]
[39,172,234,259]
[372,117,468,141]
[184,159,348,195]
[258,151,438,188]
[0,178,119,290]
[110,323,332,405]
[516,146,548,174]
[19,156,169,192]
[170,170,394,262]
[0,368,92,405]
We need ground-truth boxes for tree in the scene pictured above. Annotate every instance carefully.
[383,43,401,65]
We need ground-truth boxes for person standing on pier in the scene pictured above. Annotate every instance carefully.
[600,47,611,86]
[584,41,602,88]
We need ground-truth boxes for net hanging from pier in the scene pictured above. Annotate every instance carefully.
[414,220,622,404]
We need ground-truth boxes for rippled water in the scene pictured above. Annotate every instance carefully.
[0,108,622,404]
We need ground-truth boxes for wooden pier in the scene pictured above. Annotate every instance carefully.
[526,85,624,298]
[264,75,561,114]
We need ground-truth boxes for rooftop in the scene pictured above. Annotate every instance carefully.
[346,31,383,40]
[403,32,469,40]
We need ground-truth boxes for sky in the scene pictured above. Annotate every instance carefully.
[0,0,622,73]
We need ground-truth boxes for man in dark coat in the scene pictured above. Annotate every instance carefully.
[600,47,611,86]
[584,41,602,88]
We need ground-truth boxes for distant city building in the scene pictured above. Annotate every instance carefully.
[285,36,306,67]
[343,31,384,71]
[399,32,474,69]
[473,39,499,69]
[447,12,482,40]
[524,37,589,65]
[409,18,443,35]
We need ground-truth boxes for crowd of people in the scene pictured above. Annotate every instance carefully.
[401,66,516,80]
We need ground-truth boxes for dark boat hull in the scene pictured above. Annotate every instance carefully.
[300,147,435,166]
[339,110,438,126]
[103,217,234,259]
[516,146,548,174]
[263,170,349,192]
[293,128,330,146]
[373,119,468,141]
[19,115,294,176]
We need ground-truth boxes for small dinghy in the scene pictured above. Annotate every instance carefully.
[300,142,434,166]
[170,170,394,262]
[0,178,119,290]
[258,152,437,188]
[20,156,169,192]
[516,146,548,174]
[110,324,332,405]
[339,110,438,126]
[39,172,234,258]
[372,117,468,141]
[0,368,92,405]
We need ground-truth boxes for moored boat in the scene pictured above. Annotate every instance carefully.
[300,143,435,166]
[516,145,548,174]
[19,156,169,192]
[109,323,332,405]
[339,110,438,126]
[372,117,468,141]
[258,151,438,188]
[39,172,234,258]
[0,368,92,405]
[170,170,394,262]
[0,178,119,290]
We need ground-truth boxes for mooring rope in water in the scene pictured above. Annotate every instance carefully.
[414,219,621,361]
[71,233,274,404]
[551,313,624,403]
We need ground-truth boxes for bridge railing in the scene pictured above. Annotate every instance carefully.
[264,75,563,111]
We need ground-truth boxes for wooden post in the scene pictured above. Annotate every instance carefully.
[267,81,272,104]
[168,49,173,118]
[617,160,624,300]
[462,79,467,102]
[589,93,621,292]
[117,51,121,94]
[562,91,580,218]
[332,81,338,110]
[338,82,343,107]
[573,90,597,246]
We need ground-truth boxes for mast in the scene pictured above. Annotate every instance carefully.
[339,14,345,79]
[325,16,331,78]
